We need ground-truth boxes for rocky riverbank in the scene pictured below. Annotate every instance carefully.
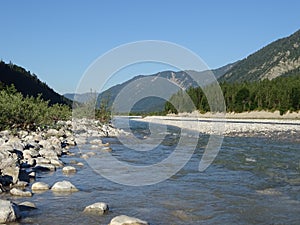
[0,119,148,224]
[132,116,300,140]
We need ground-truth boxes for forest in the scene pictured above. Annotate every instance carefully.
[165,74,300,115]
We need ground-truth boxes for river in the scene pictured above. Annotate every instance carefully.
[4,118,300,224]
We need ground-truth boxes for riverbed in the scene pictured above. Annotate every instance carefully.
[2,118,300,224]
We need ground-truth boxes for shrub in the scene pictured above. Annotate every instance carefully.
[0,85,71,130]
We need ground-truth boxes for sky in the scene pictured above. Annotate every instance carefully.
[1,0,300,94]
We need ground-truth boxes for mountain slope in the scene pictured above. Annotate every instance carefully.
[0,61,72,106]
[220,29,300,82]
[92,63,236,113]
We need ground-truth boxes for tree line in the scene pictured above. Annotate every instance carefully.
[165,74,300,115]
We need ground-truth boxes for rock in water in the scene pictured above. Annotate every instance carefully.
[109,215,149,225]
[0,200,20,223]
[62,166,77,174]
[51,180,79,192]
[31,182,50,191]
[18,201,37,211]
[10,188,32,197]
[83,202,109,215]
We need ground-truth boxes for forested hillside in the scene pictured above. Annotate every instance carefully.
[165,74,300,115]
[220,29,300,82]
[0,60,72,106]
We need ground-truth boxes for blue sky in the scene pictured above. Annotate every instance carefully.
[1,0,300,94]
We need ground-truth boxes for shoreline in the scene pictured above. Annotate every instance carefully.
[173,110,300,120]
[131,113,300,137]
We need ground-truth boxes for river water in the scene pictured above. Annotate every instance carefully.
[3,118,300,224]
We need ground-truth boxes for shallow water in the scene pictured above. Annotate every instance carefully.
[2,119,300,225]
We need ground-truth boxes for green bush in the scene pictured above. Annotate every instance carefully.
[0,85,71,130]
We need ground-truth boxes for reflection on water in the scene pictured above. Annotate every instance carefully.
[2,119,300,224]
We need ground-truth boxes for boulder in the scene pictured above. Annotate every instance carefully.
[51,181,79,192]
[108,215,149,225]
[38,139,51,149]
[0,149,20,184]
[62,166,76,174]
[39,149,58,160]
[83,202,109,215]
[90,139,103,145]
[18,201,37,211]
[7,137,24,151]
[14,180,28,188]
[31,182,50,191]
[35,157,51,164]
[50,159,64,167]
[10,188,32,197]
[34,164,56,172]
[23,149,39,158]
[0,200,20,223]
[46,128,59,137]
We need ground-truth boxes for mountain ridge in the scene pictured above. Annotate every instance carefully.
[0,60,72,106]
[220,29,300,82]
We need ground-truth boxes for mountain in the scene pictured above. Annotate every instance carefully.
[66,63,235,113]
[220,29,300,82]
[0,60,72,106]
[64,92,98,103]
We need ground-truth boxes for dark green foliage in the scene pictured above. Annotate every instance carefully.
[72,91,112,123]
[220,29,300,82]
[0,85,71,130]
[166,74,300,115]
[0,61,72,106]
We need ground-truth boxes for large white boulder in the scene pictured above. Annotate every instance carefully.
[51,180,79,192]
[109,215,149,225]
[0,200,20,223]
[31,182,50,191]
[83,202,109,215]
[10,188,32,197]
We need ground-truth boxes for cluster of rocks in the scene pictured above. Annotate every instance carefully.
[0,121,76,191]
[0,198,148,225]
[72,118,127,140]
[0,119,149,224]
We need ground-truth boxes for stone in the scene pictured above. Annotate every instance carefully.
[38,139,51,149]
[14,181,28,188]
[83,202,109,215]
[39,149,59,160]
[31,182,50,191]
[108,215,149,225]
[23,149,39,158]
[35,157,51,164]
[50,159,64,167]
[18,201,36,211]
[0,200,20,223]
[34,164,56,172]
[81,154,89,159]
[77,162,84,166]
[51,181,79,192]
[46,128,59,137]
[87,151,96,156]
[90,139,103,145]
[101,147,112,152]
[10,188,32,197]
[0,150,20,183]
[28,171,36,178]
[62,166,77,174]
